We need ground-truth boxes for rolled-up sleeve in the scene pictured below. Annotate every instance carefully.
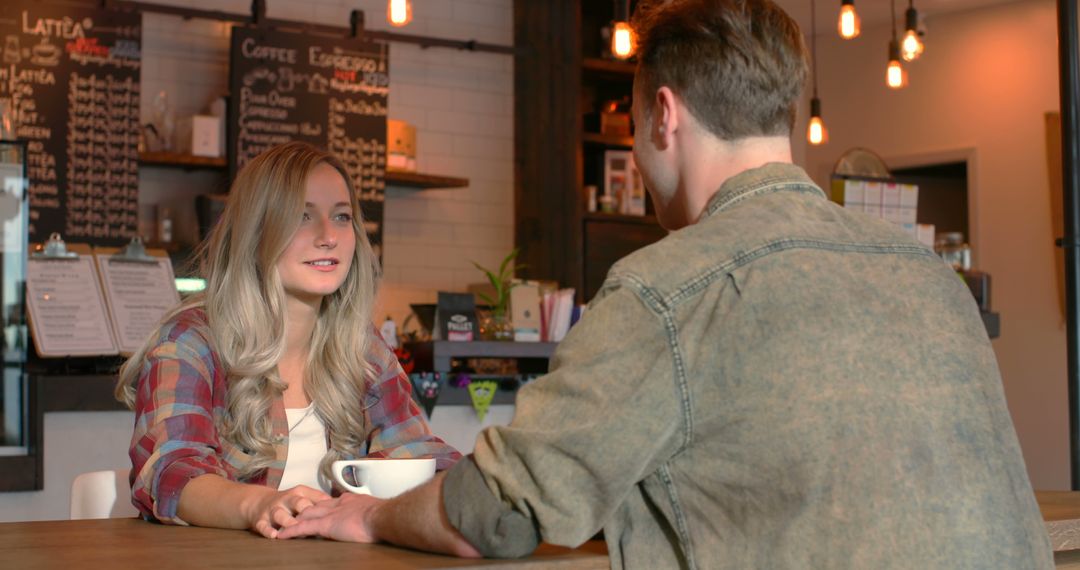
[361,331,462,470]
[128,324,231,525]
[442,283,683,556]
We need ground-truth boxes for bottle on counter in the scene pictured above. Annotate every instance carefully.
[157,205,173,244]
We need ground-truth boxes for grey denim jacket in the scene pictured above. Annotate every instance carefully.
[444,163,1052,569]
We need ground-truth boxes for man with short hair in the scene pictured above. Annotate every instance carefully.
[280,1,1053,567]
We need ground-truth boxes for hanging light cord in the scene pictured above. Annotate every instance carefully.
[891,0,898,41]
[811,0,818,98]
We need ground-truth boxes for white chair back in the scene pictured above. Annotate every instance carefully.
[70,469,139,520]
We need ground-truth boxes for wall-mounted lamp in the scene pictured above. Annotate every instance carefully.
[388,0,412,27]
[838,0,860,40]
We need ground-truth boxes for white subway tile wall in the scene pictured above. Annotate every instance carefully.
[138,0,514,322]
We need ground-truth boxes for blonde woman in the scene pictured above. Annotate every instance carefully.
[116,141,460,538]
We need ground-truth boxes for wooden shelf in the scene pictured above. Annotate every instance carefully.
[584,212,658,226]
[139,152,226,170]
[582,57,636,79]
[138,155,466,189]
[386,170,469,189]
[583,132,633,148]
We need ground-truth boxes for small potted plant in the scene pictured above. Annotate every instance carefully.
[472,249,522,341]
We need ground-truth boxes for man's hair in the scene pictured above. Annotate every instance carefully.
[633,0,809,139]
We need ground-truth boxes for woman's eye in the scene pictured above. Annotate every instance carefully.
[335,213,353,222]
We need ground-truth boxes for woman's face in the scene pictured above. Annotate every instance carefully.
[276,163,357,304]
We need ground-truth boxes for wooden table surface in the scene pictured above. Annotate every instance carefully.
[0,518,609,570]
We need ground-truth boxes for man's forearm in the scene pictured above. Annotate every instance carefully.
[370,471,482,558]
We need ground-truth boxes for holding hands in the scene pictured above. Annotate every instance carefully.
[245,485,333,539]
[275,492,383,542]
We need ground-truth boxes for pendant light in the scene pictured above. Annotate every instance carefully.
[901,0,925,62]
[612,0,634,60]
[837,0,860,39]
[388,0,412,27]
[807,0,828,145]
[886,0,908,89]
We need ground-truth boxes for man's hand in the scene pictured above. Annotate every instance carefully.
[275,472,482,558]
[243,485,332,539]
[275,493,383,542]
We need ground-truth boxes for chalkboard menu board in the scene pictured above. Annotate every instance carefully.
[0,2,141,245]
[229,27,389,254]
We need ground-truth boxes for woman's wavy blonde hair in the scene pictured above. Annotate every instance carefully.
[116,141,380,482]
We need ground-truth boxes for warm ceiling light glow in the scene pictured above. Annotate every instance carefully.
[807,98,828,145]
[808,117,827,145]
[388,0,412,27]
[901,29,924,62]
[612,22,634,59]
[887,59,906,88]
[838,0,860,39]
[901,4,924,61]
[887,39,908,88]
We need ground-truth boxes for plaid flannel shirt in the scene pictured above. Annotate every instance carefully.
[127,307,461,524]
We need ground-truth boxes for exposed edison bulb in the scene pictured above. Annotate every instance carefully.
[612,22,634,59]
[807,98,827,145]
[901,29,924,61]
[388,0,412,27]
[807,116,827,145]
[887,59,907,89]
[838,2,860,39]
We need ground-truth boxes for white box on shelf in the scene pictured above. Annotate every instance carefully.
[603,150,645,216]
[830,178,864,209]
[178,115,223,157]
[916,224,936,249]
[863,181,883,218]
[900,183,919,209]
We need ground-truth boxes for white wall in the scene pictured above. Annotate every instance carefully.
[0,0,515,522]
[800,0,1067,489]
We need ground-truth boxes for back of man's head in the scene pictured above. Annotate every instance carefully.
[633,0,809,140]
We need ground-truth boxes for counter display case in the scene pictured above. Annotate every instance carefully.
[0,139,34,491]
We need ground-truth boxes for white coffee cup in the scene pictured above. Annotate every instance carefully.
[331,458,436,498]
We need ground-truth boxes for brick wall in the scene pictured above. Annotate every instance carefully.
[138,0,514,324]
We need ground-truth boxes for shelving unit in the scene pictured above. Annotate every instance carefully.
[582,57,636,78]
[385,170,469,189]
[582,132,633,148]
[406,341,557,406]
[584,212,658,225]
[138,151,227,169]
[516,1,663,303]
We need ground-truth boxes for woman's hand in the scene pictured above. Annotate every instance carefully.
[243,485,332,539]
[276,492,383,542]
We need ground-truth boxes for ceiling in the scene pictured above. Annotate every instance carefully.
[773,0,1025,37]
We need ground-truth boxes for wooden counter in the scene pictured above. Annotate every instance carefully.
[0,518,608,569]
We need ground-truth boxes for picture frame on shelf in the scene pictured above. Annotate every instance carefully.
[603,149,646,216]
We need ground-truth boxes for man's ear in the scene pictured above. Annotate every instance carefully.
[653,86,678,147]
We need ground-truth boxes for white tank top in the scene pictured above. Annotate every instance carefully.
[278,403,332,494]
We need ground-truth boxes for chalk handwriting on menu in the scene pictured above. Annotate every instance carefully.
[0,2,141,245]
[229,27,388,255]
